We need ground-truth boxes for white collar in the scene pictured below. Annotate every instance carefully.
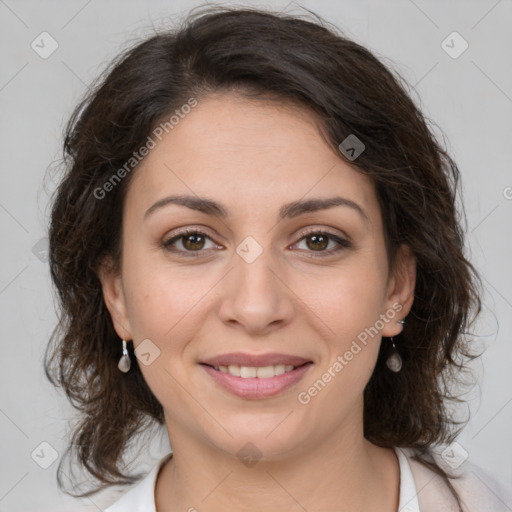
[394,446,421,511]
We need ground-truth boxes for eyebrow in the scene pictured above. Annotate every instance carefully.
[144,194,369,224]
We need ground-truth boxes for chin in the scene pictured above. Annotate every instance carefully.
[204,414,312,461]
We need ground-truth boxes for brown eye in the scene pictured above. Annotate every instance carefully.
[162,228,351,259]
[294,230,351,257]
[162,229,218,256]
[181,233,206,251]
[305,233,329,251]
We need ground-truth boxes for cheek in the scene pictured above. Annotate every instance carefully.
[120,235,206,336]
[124,271,195,342]
[123,241,389,343]
[121,265,200,404]
[305,255,389,388]
[310,261,388,338]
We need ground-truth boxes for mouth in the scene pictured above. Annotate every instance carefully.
[199,353,313,399]
[200,362,310,378]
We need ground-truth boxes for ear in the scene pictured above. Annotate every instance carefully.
[97,256,133,341]
[381,244,416,338]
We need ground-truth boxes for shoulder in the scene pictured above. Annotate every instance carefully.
[103,453,172,512]
[399,447,512,512]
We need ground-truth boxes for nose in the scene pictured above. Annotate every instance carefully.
[216,247,295,336]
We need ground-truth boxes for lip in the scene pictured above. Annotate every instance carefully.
[200,353,313,399]
[200,352,312,367]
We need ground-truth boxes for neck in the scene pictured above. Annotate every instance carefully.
[154,421,400,512]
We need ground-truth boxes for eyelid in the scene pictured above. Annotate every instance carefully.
[162,226,221,253]
[294,226,350,242]
[162,225,352,257]
[291,228,352,256]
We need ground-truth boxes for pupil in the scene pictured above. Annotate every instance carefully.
[185,234,203,250]
[308,234,327,251]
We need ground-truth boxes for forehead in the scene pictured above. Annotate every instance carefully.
[125,94,380,227]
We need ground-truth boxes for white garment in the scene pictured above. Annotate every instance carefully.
[104,446,512,511]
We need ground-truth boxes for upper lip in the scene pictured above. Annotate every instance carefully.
[200,352,312,368]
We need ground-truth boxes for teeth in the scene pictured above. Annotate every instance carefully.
[256,366,274,378]
[240,366,257,378]
[215,364,296,378]
[274,364,286,376]
[228,365,240,376]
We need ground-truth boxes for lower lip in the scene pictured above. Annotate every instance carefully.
[201,363,313,399]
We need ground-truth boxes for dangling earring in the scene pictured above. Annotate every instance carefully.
[386,337,402,372]
[118,339,132,373]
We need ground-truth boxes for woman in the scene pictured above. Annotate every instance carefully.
[44,5,512,511]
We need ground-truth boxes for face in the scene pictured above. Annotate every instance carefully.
[100,93,415,460]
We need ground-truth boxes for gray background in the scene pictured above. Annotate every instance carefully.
[1,0,511,510]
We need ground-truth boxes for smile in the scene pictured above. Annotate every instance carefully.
[200,356,313,399]
[211,364,297,378]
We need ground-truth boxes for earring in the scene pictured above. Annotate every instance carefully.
[386,337,402,372]
[117,339,132,373]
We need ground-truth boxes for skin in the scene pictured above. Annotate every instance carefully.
[100,93,416,512]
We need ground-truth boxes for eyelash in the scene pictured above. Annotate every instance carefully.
[162,227,352,258]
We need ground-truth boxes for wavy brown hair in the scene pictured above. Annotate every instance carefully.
[44,5,482,509]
